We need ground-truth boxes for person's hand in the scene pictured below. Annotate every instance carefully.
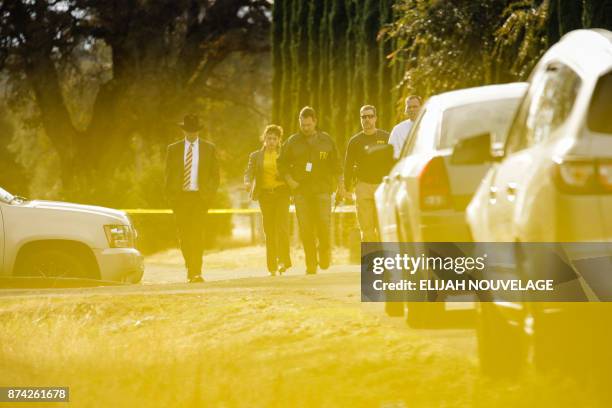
[287,178,299,190]
[244,182,253,193]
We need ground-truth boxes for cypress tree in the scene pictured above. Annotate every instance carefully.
[271,0,283,127]
[556,0,583,36]
[583,0,612,29]
[278,0,293,134]
[318,0,332,134]
[272,0,406,145]
[307,1,323,120]
[344,0,361,146]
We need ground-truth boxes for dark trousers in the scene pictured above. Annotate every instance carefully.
[172,192,208,278]
[258,188,292,272]
[294,193,332,272]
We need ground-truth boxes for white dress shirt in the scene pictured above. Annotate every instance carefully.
[388,119,414,159]
[183,137,200,191]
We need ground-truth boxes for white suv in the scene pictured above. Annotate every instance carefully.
[0,187,143,283]
[466,29,612,377]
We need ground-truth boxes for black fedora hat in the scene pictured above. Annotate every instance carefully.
[178,114,202,132]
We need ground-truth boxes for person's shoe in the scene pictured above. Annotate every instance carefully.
[306,268,317,275]
[188,275,204,283]
[269,270,277,277]
[318,257,330,270]
[278,263,287,274]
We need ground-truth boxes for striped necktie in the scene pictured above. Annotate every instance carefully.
[183,142,193,190]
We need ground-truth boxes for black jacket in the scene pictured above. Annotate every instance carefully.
[344,129,391,189]
[164,138,220,207]
[277,131,342,195]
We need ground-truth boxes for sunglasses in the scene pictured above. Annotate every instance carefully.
[360,114,375,119]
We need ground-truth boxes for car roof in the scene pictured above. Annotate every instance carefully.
[425,82,528,112]
[542,29,612,77]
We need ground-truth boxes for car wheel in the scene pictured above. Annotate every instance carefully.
[16,249,87,279]
[477,303,526,378]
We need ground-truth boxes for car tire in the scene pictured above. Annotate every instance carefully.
[16,248,88,279]
[477,303,526,378]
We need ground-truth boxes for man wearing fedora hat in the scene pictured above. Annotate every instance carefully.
[165,113,220,283]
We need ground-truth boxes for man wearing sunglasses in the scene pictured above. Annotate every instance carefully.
[343,105,390,242]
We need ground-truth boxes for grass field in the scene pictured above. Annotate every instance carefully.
[0,247,603,407]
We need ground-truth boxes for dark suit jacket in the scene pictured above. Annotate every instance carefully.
[244,148,286,201]
[165,138,220,208]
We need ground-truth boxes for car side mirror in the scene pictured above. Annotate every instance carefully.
[451,132,498,165]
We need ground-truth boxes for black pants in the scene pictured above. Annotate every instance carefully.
[294,193,332,272]
[258,188,292,272]
[172,192,208,278]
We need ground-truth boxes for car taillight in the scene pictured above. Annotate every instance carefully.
[553,158,612,194]
[419,156,452,210]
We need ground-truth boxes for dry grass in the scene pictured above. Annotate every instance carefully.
[0,270,600,408]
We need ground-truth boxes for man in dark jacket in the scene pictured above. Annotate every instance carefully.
[165,114,219,283]
[277,106,343,274]
[344,105,390,242]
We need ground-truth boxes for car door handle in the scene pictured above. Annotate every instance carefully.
[506,182,518,196]
[489,186,498,202]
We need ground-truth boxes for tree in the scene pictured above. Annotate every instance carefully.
[271,0,402,150]
[0,0,271,205]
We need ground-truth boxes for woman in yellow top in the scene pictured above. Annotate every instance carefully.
[244,125,292,275]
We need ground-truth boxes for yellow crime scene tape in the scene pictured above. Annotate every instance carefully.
[123,205,357,215]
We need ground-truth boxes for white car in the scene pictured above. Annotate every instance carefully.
[466,29,612,377]
[373,83,526,323]
[376,82,527,244]
[0,187,144,283]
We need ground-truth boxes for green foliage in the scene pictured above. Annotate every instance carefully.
[272,0,403,150]
[1,0,272,208]
[0,107,28,194]
[272,0,612,131]
[385,0,612,102]
[386,0,514,99]
[494,1,550,81]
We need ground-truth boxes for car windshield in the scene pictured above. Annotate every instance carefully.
[439,98,520,149]
[0,187,15,204]
[587,71,612,134]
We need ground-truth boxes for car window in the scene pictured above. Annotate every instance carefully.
[0,187,14,204]
[399,108,426,158]
[400,108,438,158]
[505,63,581,154]
[438,97,521,149]
[587,71,612,134]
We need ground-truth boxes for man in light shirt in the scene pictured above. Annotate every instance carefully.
[388,95,422,159]
[165,114,219,283]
